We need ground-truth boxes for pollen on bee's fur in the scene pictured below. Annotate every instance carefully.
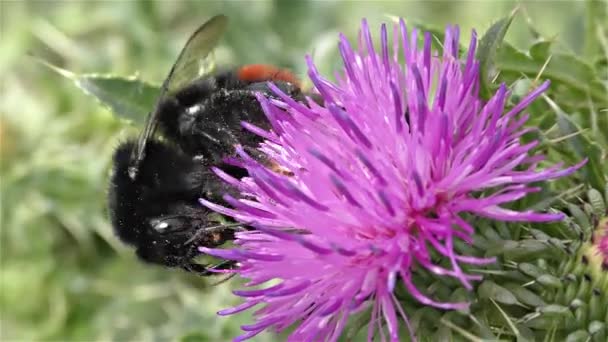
[269,162,294,176]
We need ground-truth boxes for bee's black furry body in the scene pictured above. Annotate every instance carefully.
[108,69,302,275]
[159,71,269,163]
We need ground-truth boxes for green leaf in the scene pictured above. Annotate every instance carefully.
[528,186,585,213]
[583,0,608,59]
[179,332,207,342]
[529,40,552,61]
[547,95,606,190]
[409,307,442,332]
[344,306,372,341]
[35,57,159,125]
[476,8,517,98]
[478,281,519,305]
[386,16,464,55]
[497,45,608,109]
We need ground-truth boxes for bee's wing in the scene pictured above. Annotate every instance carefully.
[128,15,229,179]
[165,15,229,94]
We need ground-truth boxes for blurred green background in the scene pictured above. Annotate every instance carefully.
[0,1,594,340]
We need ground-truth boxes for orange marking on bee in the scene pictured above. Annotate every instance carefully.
[238,64,300,87]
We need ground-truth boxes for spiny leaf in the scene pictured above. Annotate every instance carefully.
[476,7,517,98]
[34,57,159,125]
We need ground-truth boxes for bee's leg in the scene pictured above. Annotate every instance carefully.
[182,260,237,277]
[182,263,214,276]
[210,271,237,286]
[206,260,239,285]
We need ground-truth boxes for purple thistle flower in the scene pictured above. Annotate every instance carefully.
[200,19,585,342]
[599,236,608,265]
[595,218,608,268]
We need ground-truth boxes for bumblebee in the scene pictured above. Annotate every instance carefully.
[108,15,305,275]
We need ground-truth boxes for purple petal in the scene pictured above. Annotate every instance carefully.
[218,300,260,316]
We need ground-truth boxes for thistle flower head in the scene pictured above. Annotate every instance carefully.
[594,218,608,268]
[200,19,584,342]
[599,234,608,262]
